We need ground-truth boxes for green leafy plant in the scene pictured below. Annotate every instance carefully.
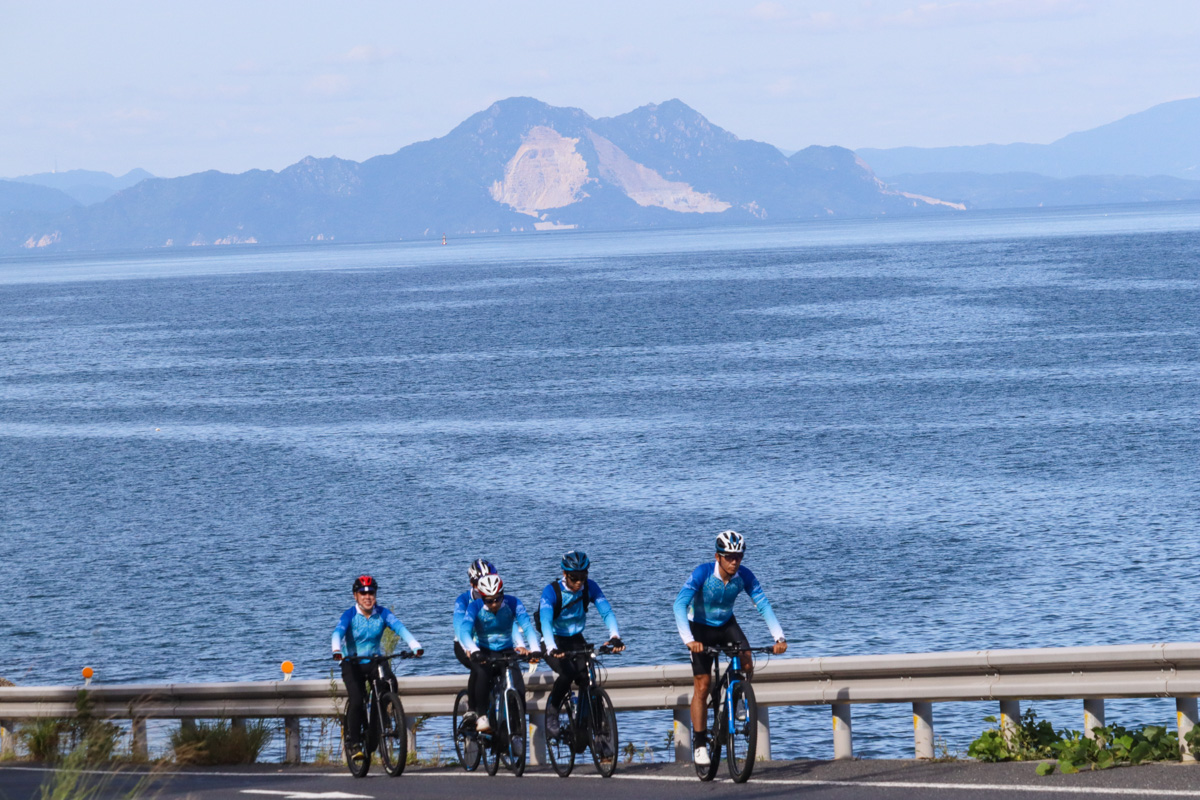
[967,708,1058,762]
[35,745,159,800]
[19,718,65,762]
[170,719,273,765]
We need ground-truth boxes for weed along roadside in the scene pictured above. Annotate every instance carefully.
[968,707,1196,776]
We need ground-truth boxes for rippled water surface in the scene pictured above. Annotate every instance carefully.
[3,204,1199,759]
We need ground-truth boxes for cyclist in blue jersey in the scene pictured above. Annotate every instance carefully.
[453,558,497,710]
[457,573,540,732]
[673,531,786,766]
[539,550,624,738]
[331,575,424,757]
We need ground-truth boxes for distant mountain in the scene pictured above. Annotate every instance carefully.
[6,168,155,206]
[1,180,79,215]
[883,172,1200,210]
[2,98,953,254]
[857,97,1200,179]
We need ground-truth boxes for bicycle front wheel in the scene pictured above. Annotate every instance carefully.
[452,689,481,772]
[589,688,619,778]
[378,692,408,777]
[504,687,527,776]
[694,698,721,782]
[545,694,576,777]
[340,714,371,778]
[484,691,501,776]
[726,682,758,783]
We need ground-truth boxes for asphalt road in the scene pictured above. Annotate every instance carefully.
[5,759,1200,800]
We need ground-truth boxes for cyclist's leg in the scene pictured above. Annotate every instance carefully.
[688,622,718,743]
[341,660,369,747]
[454,641,479,704]
[546,633,587,707]
[722,618,752,680]
[470,652,496,716]
[379,658,399,695]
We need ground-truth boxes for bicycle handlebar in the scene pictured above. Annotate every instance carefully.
[553,645,621,656]
[700,645,779,655]
[474,651,539,665]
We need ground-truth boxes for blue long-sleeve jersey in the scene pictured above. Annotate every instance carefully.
[673,562,785,644]
[332,605,421,662]
[539,578,619,652]
[453,589,479,636]
[457,595,538,654]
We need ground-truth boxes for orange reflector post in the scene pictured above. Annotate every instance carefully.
[281,661,294,677]
[82,667,94,680]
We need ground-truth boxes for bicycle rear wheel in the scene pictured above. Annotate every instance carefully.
[452,689,481,772]
[504,687,527,776]
[484,690,501,776]
[589,688,619,778]
[545,694,576,777]
[726,681,758,783]
[340,714,371,778]
[378,691,408,777]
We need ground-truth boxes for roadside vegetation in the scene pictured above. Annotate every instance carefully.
[968,707,1197,775]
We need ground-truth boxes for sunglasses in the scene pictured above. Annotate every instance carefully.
[483,594,505,605]
[718,552,744,561]
[565,571,588,582]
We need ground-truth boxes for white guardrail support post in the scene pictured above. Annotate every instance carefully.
[756,705,771,761]
[284,717,301,765]
[913,701,934,759]
[1083,698,1105,739]
[674,707,691,761]
[1178,697,1198,762]
[832,703,852,760]
[999,700,1020,747]
[528,716,544,766]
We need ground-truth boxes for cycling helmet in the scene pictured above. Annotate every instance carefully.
[715,530,745,555]
[352,574,378,594]
[476,574,504,599]
[468,558,497,583]
[561,550,590,572]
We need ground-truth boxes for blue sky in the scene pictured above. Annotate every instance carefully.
[2,0,1198,177]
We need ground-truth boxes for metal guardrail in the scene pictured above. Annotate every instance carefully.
[3,643,1199,764]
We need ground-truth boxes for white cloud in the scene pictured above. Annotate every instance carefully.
[335,45,396,64]
[307,74,353,97]
[750,2,788,21]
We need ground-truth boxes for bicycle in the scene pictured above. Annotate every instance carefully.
[452,651,534,777]
[338,652,415,778]
[693,645,775,783]
[544,644,620,778]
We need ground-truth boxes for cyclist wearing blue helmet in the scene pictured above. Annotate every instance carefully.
[539,550,623,737]
[453,558,497,712]
[673,531,786,766]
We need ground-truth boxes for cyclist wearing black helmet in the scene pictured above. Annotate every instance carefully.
[673,531,786,766]
[456,573,539,732]
[453,558,497,712]
[332,575,424,757]
[539,550,624,738]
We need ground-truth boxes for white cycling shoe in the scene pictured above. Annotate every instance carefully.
[475,716,492,733]
[693,745,711,766]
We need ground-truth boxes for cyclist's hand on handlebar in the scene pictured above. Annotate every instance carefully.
[514,646,530,656]
[415,648,424,658]
[550,649,564,659]
[470,650,486,663]
[773,639,788,655]
[687,641,705,653]
[333,652,343,662]
[607,637,625,653]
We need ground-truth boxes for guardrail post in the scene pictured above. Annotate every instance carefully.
[527,716,544,766]
[673,707,691,762]
[1178,697,1198,762]
[832,703,852,760]
[131,718,148,760]
[999,700,1020,747]
[284,717,301,765]
[0,719,15,757]
[231,718,246,733]
[179,718,196,735]
[756,705,771,761]
[913,701,934,759]
[1084,699,1105,738]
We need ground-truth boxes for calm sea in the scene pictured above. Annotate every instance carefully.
[3,203,1199,760]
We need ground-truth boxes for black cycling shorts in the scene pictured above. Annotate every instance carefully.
[689,618,750,676]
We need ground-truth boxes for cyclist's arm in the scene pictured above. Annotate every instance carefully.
[741,566,786,643]
[331,608,354,657]
[452,591,470,634]
[588,580,620,640]
[538,583,559,653]
[381,607,422,652]
[512,596,538,649]
[457,600,482,654]
[673,565,706,644]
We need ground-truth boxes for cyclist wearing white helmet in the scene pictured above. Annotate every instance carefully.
[673,531,786,766]
[456,573,539,732]
[453,558,498,713]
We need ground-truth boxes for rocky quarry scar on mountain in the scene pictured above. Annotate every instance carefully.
[1,97,963,254]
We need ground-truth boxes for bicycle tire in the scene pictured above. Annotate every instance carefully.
[694,691,722,782]
[505,687,527,776]
[484,689,501,776]
[452,689,481,772]
[378,691,408,777]
[341,714,371,778]
[545,694,576,777]
[726,681,758,783]
[589,688,619,778]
